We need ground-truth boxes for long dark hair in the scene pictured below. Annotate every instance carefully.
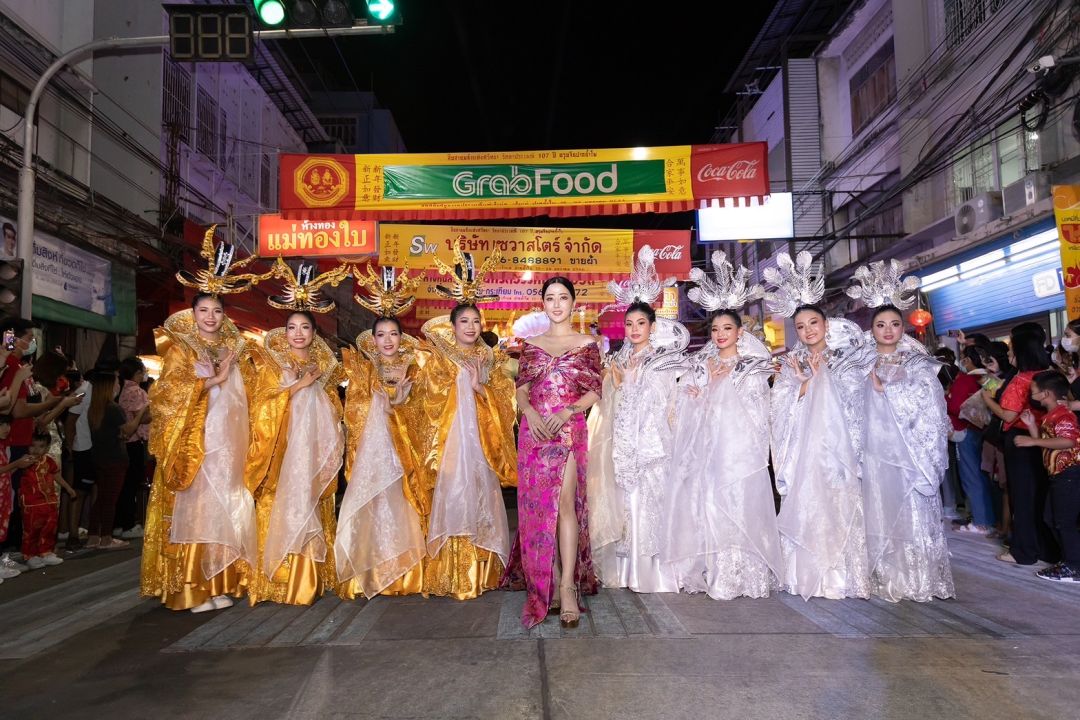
[1011,325,1052,372]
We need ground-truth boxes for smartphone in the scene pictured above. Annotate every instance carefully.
[3,330,14,351]
[73,392,86,400]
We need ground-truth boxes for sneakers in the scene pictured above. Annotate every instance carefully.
[7,551,24,562]
[1036,563,1080,583]
[57,531,69,540]
[956,523,993,534]
[112,528,123,538]
[121,524,144,539]
[41,553,63,566]
[0,553,28,573]
[0,564,19,579]
[77,527,87,539]
[26,556,45,570]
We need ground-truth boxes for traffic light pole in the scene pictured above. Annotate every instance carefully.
[15,23,393,318]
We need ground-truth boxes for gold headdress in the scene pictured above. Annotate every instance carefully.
[432,235,500,305]
[176,225,275,296]
[267,257,351,313]
[353,263,423,317]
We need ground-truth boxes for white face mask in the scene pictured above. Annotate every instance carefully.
[1062,336,1078,353]
[25,338,37,357]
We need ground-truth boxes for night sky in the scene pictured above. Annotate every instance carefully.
[287,1,778,153]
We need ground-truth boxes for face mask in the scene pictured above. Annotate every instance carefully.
[25,338,37,357]
[1062,336,1078,353]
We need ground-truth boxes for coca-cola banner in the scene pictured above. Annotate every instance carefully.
[280,143,769,221]
[691,143,769,203]
[634,230,691,278]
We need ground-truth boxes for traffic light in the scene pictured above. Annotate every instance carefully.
[166,4,254,61]
[252,0,400,28]
[0,258,23,318]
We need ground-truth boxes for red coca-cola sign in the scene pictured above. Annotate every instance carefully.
[635,230,691,279]
[691,143,769,201]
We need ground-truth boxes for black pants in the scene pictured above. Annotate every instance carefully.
[1049,466,1080,569]
[1003,429,1060,564]
[2,445,28,553]
[113,441,147,531]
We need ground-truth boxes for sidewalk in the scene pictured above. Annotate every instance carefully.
[0,529,1077,719]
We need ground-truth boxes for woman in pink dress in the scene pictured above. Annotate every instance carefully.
[502,276,602,628]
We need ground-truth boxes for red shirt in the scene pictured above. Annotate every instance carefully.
[18,456,59,507]
[1000,370,1043,431]
[946,372,981,431]
[1,354,33,447]
[1040,404,1080,476]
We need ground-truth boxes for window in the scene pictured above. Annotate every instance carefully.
[196,88,217,161]
[0,71,30,117]
[944,0,1007,50]
[997,116,1039,188]
[320,116,358,149]
[849,39,896,135]
[260,154,273,208]
[218,108,228,170]
[162,57,192,141]
[949,130,995,212]
[241,99,258,190]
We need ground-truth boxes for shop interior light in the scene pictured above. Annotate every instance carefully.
[959,249,1005,273]
[1008,228,1057,254]
[920,275,960,293]
[959,258,1007,281]
[1007,246,1060,266]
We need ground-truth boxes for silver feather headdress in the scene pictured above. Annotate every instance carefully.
[763,251,824,318]
[687,250,765,311]
[600,245,675,315]
[845,259,920,310]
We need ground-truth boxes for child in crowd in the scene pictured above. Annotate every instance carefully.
[18,432,73,570]
[0,414,36,581]
[1015,370,1080,582]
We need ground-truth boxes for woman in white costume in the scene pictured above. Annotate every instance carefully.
[665,252,783,599]
[848,261,955,602]
[768,251,872,600]
[587,246,689,593]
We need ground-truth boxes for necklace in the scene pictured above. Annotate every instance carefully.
[194,333,228,371]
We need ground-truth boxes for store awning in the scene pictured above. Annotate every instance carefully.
[279,143,768,221]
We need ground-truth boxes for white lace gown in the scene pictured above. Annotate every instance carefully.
[770,320,872,600]
[862,347,955,602]
[666,345,783,599]
[590,345,684,593]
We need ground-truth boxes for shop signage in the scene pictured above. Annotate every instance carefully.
[1053,185,1080,319]
[413,278,616,304]
[279,143,768,219]
[257,214,377,257]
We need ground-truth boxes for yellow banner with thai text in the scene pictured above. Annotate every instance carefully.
[412,278,616,304]
[1054,185,1080,319]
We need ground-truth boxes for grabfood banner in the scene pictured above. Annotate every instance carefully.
[33,233,114,316]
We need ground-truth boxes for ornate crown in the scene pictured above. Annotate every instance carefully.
[267,257,351,313]
[432,235,500,305]
[687,250,765,311]
[353,263,423,317]
[600,245,675,315]
[845,259,920,310]
[176,225,275,296]
[763,251,825,318]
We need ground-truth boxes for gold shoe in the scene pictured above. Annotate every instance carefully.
[559,586,580,629]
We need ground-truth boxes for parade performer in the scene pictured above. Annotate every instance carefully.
[501,275,602,629]
[665,252,783,599]
[336,265,429,599]
[847,261,954,602]
[244,260,349,606]
[141,228,272,612]
[588,246,689,593]
[768,251,871,600]
[417,242,517,599]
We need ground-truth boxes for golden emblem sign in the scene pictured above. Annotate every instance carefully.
[294,157,350,208]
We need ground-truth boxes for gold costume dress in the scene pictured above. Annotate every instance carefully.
[140,310,259,610]
[244,329,345,606]
[336,331,428,599]
[417,317,517,600]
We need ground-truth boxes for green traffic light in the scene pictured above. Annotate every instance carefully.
[254,0,286,25]
[366,0,395,22]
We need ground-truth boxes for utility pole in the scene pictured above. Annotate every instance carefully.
[15,24,393,318]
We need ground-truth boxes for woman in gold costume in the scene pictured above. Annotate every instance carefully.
[415,244,517,599]
[141,232,269,612]
[336,266,429,598]
[243,260,349,605]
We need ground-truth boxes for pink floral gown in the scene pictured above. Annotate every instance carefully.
[501,341,602,627]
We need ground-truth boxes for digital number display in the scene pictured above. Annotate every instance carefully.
[166,5,252,62]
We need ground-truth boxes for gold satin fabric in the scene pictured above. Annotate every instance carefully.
[140,310,254,609]
[243,330,344,606]
[413,330,518,600]
[337,339,429,599]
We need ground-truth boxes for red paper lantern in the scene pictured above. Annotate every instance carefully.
[909,308,933,328]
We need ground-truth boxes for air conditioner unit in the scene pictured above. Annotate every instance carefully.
[954,191,1003,236]
[1002,171,1052,216]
